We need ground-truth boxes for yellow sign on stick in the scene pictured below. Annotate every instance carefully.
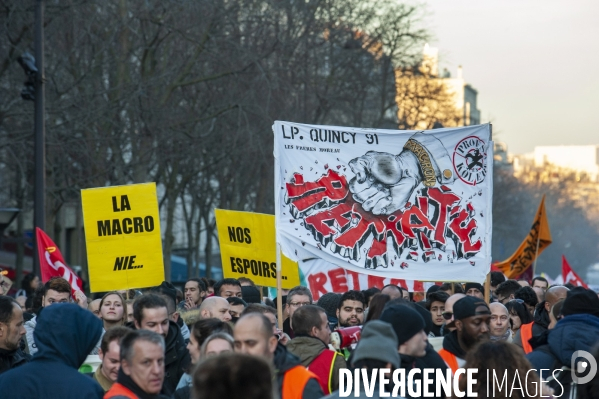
[81,183,164,292]
[215,209,300,289]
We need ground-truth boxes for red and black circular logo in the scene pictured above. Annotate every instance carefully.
[453,136,487,186]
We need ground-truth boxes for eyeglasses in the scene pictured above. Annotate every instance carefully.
[442,311,453,320]
[289,302,311,307]
[509,299,524,304]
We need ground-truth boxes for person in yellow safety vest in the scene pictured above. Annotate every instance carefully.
[287,305,347,395]
[234,312,323,399]
[437,296,491,373]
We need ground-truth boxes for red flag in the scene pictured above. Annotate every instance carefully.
[562,255,588,288]
[36,227,83,296]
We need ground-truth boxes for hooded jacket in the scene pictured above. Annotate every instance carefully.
[441,330,466,359]
[0,303,104,398]
[286,335,347,392]
[273,343,324,399]
[438,330,467,371]
[126,319,190,395]
[527,314,599,373]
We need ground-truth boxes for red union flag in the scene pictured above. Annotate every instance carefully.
[273,122,493,282]
[562,255,588,288]
[36,227,83,295]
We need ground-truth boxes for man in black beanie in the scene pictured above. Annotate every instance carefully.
[464,282,484,299]
[560,287,599,318]
[380,304,449,398]
[438,296,490,373]
[527,286,599,385]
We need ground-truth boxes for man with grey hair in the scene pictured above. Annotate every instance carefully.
[283,286,313,338]
[489,302,511,342]
[104,330,169,399]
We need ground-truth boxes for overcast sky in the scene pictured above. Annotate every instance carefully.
[423,0,599,154]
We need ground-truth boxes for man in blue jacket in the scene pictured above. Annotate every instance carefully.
[0,303,104,398]
[527,287,599,398]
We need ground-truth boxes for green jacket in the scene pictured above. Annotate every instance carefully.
[286,336,347,393]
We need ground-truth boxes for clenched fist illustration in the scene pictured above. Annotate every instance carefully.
[348,132,456,215]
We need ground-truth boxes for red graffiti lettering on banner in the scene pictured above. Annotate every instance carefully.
[448,208,482,259]
[366,238,387,269]
[427,187,460,248]
[382,211,409,257]
[304,201,354,247]
[367,275,386,289]
[390,279,408,291]
[307,272,328,301]
[286,170,347,216]
[413,281,425,292]
[329,268,348,293]
[285,171,483,269]
[400,204,433,240]
[347,270,361,291]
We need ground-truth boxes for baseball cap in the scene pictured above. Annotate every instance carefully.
[447,296,490,327]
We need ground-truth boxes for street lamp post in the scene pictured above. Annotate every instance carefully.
[18,1,45,276]
[33,0,45,277]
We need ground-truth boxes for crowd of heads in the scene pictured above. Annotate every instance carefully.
[1,272,599,399]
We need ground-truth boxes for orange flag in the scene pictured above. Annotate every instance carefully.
[495,195,552,279]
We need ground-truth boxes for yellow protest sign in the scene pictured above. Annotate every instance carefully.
[215,209,300,289]
[81,183,164,292]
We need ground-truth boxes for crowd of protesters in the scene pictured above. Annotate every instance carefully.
[1,271,599,398]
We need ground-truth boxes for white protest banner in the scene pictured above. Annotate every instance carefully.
[274,122,492,282]
[267,253,438,301]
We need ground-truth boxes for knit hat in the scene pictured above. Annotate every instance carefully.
[379,304,425,345]
[241,286,262,304]
[464,282,484,294]
[561,287,599,318]
[352,320,400,368]
[317,293,342,319]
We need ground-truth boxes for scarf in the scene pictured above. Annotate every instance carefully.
[490,328,511,341]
